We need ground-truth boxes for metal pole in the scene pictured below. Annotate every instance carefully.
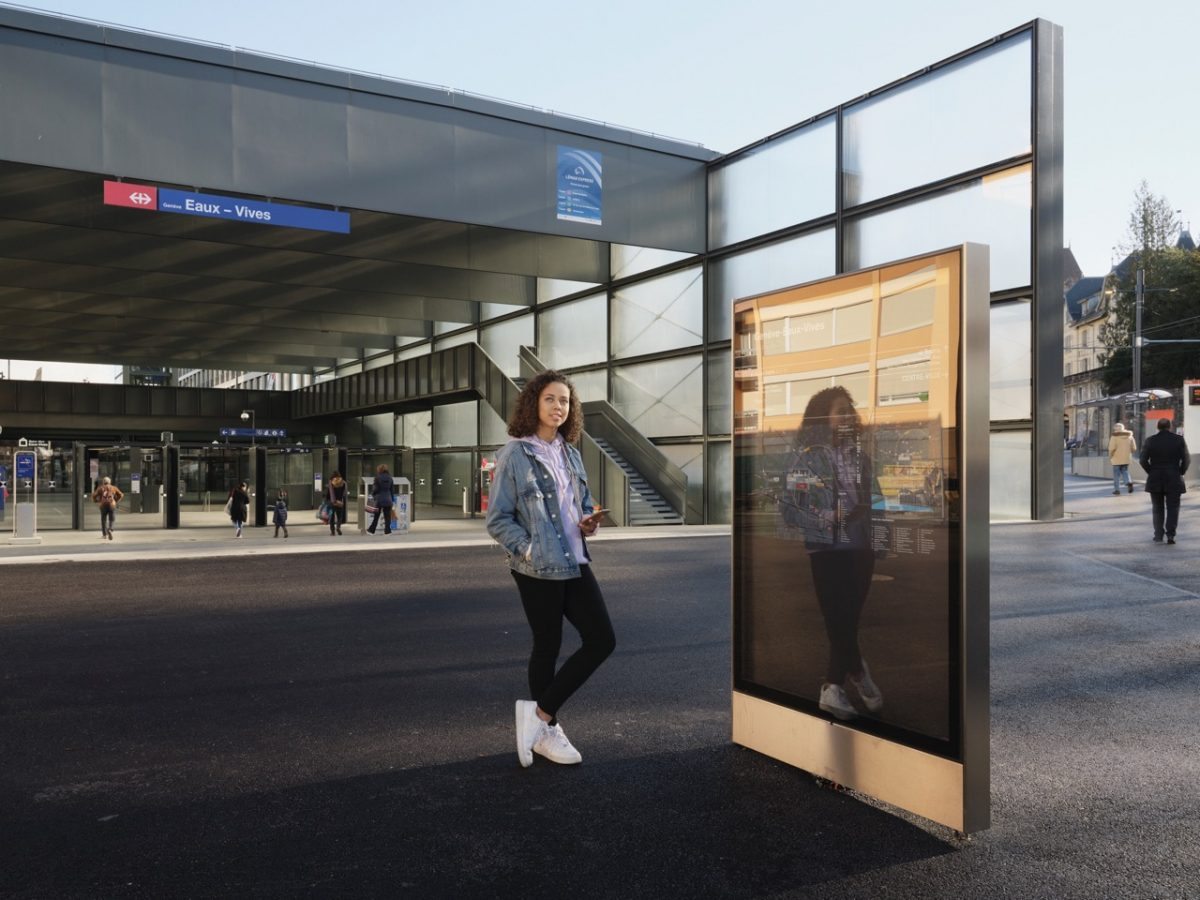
[1133,267,1144,395]
[1132,268,1145,444]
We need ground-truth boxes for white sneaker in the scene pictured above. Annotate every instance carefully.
[533,722,582,765]
[515,700,542,768]
[819,682,857,720]
[848,660,884,713]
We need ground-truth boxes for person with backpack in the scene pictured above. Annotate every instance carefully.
[91,476,124,540]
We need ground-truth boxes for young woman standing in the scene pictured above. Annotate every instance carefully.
[486,371,615,768]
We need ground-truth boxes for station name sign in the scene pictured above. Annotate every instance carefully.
[103,181,350,234]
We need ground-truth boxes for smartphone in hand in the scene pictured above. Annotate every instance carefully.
[582,508,609,525]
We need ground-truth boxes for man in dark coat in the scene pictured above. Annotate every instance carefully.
[1139,418,1190,544]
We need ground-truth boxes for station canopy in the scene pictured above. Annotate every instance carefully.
[0,160,627,374]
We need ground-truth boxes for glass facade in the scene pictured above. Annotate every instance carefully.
[845,164,1032,292]
[304,22,1055,524]
[842,32,1032,206]
[480,314,533,377]
[612,355,703,439]
[611,266,703,359]
[538,294,607,369]
[708,117,836,248]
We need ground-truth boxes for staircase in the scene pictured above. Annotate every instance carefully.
[590,436,684,525]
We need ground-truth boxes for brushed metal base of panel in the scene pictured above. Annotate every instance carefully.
[732,691,965,833]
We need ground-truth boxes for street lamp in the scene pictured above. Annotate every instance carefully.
[240,409,256,447]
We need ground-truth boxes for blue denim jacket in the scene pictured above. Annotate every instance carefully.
[485,438,596,580]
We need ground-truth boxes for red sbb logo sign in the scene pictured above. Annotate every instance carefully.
[103,180,158,210]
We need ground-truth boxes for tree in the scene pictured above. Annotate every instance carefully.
[1099,184,1197,394]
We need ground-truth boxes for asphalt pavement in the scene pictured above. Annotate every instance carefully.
[0,474,1196,899]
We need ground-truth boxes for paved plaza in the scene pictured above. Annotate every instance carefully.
[0,473,1196,898]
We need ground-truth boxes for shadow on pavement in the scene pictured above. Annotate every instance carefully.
[2,744,954,899]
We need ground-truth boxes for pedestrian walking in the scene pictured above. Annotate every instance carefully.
[228,481,249,538]
[325,471,347,535]
[90,476,124,540]
[1139,418,1190,544]
[1108,422,1137,494]
[366,464,395,535]
[273,488,289,539]
[486,370,614,768]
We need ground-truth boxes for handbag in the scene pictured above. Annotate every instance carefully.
[223,497,233,516]
[316,501,331,523]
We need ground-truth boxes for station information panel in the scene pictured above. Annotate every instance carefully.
[731,245,990,833]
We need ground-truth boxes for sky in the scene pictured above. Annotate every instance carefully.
[5,0,1198,380]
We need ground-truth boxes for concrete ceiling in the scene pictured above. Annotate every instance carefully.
[0,162,613,373]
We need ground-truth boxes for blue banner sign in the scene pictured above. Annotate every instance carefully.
[556,146,602,225]
[219,428,288,438]
[15,452,35,479]
[157,188,350,234]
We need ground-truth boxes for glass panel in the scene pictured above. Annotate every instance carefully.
[480,400,509,446]
[612,355,703,438]
[707,441,731,524]
[611,244,695,279]
[659,443,703,525]
[433,400,478,448]
[432,451,473,507]
[362,412,395,445]
[990,430,1031,520]
[707,350,732,435]
[481,301,526,321]
[612,266,703,359]
[538,294,607,369]
[709,117,836,248]
[480,313,534,377]
[397,342,431,361]
[568,368,607,402]
[402,411,432,449]
[990,299,1031,421]
[433,329,477,350]
[843,32,1032,206]
[708,229,836,343]
[538,277,600,304]
[364,352,393,372]
[845,164,1031,292]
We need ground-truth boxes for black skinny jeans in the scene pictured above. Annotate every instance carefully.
[809,547,875,685]
[100,506,116,534]
[512,565,616,718]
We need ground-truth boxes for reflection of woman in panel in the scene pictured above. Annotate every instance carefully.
[790,386,883,720]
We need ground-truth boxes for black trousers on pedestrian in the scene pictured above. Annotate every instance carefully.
[368,504,392,533]
[1150,491,1182,539]
[808,547,875,685]
[512,565,616,718]
[100,507,115,534]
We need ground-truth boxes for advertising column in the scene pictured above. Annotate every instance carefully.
[730,245,990,833]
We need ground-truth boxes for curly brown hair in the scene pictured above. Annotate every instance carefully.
[507,370,583,443]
